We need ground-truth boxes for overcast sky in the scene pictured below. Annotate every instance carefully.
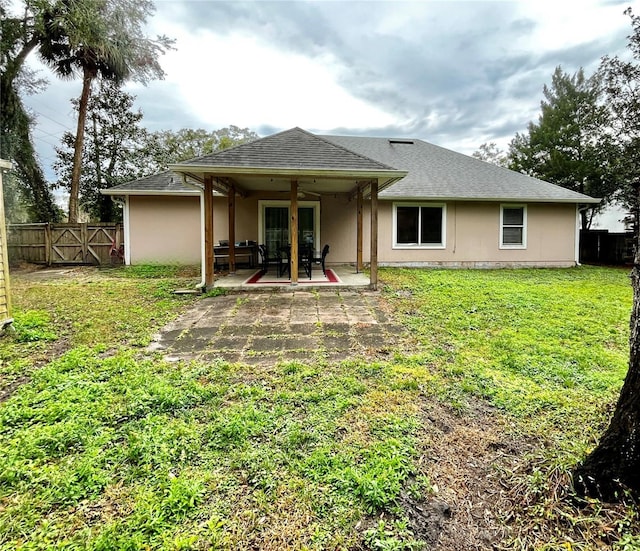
[22,0,637,183]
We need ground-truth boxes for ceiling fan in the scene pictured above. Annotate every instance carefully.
[297,185,321,198]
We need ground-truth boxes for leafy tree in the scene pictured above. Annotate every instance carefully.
[472,142,508,167]
[0,0,61,221]
[139,126,259,174]
[573,9,640,502]
[508,66,616,229]
[37,0,173,223]
[53,80,145,221]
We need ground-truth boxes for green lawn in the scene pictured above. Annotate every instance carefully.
[0,265,636,550]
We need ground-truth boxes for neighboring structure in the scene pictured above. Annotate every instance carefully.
[0,160,13,329]
[103,128,599,289]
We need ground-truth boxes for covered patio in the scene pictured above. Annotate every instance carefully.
[210,264,371,290]
[168,128,406,291]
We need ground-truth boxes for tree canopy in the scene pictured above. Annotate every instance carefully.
[139,126,260,175]
[53,86,259,221]
[508,66,617,229]
[36,0,173,222]
[572,8,640,502]
[54,80,145,222]
[1,0,62,221]
[472,142,508,167]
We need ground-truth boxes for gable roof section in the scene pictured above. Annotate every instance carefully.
[323,135,599,204]
[175,127,397,172]
[103,171,199,196]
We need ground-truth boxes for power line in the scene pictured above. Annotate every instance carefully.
[33,126,65,141]
[31,134,60,149]
[26,101,76,132]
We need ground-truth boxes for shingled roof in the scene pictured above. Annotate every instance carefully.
[104,128,599,204]
[103,171,198,195]
[323,135,599,204]
[176,127,396,172]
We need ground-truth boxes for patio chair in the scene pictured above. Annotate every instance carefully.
[259,244,286,276]
[320,244,330,275]
[300,245,314,280]
[279,246,291,277]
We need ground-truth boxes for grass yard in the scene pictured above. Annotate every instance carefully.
[0,265,637,550]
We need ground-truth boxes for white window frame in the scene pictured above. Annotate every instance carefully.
[257,200,321,251]
[500,204,527,249]
[392,202,446,249]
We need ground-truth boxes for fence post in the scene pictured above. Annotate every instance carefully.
[45,223,51,266]
[80,223,88,263]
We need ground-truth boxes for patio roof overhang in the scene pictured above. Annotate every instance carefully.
[166,164,406,292]
[167,164,407,197]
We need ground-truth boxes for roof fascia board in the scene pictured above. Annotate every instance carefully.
[378,195,601,204]
[169,165,407,180]
[101,190,200,197]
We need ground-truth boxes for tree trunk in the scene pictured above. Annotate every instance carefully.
[68,68,94,223]
[581,208,589,231]
[574,202,640,501]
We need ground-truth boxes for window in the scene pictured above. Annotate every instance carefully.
[500,205,527,248]
[394,203,445,248]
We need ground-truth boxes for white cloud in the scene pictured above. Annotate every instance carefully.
[18,0,637,184]
[144,26,397,131]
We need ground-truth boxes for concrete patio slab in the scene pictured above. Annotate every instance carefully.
[149,288,410,365]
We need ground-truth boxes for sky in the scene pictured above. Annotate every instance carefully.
[21,0,638,189]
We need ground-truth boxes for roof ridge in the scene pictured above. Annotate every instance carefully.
[304,130,399,171]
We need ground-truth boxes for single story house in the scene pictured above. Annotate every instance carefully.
[103,127,599,289]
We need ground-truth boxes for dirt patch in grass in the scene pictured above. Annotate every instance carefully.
[413,400,519,549]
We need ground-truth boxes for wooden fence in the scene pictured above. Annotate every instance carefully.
[580,229,634,265]
[7,223,123,266]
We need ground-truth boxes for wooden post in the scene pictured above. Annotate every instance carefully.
[228,186,236,273]
[356,183,363,273]
[370,179,379,290]
[204,175,215,289]
[80,222,88,263]
[290,180,298,283]
[0,160,12,325]
[44,223,51,266]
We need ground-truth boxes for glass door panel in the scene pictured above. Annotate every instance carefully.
[265,207,289,254]
[299,207,315,248]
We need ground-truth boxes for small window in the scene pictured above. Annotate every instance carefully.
[394,203,445,248]
[500,205,527,248]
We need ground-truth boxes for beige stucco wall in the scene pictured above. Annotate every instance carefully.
[127,193,579,268]
[128,195,201,264]
[376,201,578,267]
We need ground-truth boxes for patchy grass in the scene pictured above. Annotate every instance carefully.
[0,265,636,549]
[380,266,636,549]
[0,266,199,400]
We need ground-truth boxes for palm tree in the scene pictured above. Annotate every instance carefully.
[38,0,172,222]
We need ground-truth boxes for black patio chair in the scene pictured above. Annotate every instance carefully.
[300,245,314,280]
[320,244,330,275]
[258,244,283,275]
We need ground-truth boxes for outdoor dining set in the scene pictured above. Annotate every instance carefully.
[258,244,330,279]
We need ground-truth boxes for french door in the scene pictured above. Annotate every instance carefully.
[259,201,320,253]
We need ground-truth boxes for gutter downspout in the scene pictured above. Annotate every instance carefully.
[110,196,130,265]
[181,174,207,290]
[576,204,590,266]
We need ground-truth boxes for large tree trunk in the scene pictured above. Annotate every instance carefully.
[68,68,94,223]
[573,216,640,501]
